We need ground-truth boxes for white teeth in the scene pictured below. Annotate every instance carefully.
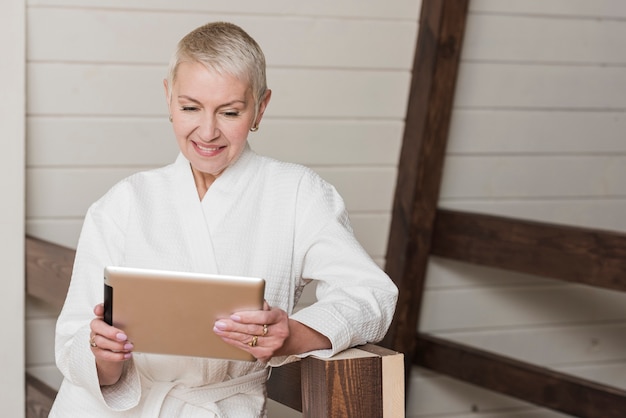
[197,144,221,152]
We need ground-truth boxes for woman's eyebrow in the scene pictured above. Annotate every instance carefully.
[177,95,247,108]
[176,95,201,104]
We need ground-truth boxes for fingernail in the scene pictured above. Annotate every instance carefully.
[124,353,132,359]
[116,333,128,341]
[124,343,134,350]
[214,321,227,330]
[230,315,241,322]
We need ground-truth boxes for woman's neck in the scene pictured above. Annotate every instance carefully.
[191,166,216,200]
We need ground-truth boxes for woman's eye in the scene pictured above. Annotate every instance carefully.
[181,106,198,112]
[223,111,240,117]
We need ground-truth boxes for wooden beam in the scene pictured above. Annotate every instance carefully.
[268,345,404,417]
[267,360,302,411]
[414,333,626,418]
[25,236,74,309]
[382,0,469,373]
[431,209,626,292]
[301,345,404,418]
[25,373,56,418]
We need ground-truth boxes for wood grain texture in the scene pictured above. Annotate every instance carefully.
[438,199,626,235]
[382,0,469,375]
[299,345,404,418]
[303,354,381,417]
[415,333,626,418]
[430,209,626,292]
[424,323,626,367]
[25,236,74,309]
[25,373,56,418]
[267,361,303,412]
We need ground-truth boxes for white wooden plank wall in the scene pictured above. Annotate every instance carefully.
[410,1,626,417]
[23,0,419,417]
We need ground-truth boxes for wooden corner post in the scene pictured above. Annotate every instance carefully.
[381,0,469,377]
[268,345,404,417]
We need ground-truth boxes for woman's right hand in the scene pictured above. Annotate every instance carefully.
[89,303,133,386]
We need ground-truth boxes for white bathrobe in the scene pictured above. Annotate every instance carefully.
[50,144,398,417]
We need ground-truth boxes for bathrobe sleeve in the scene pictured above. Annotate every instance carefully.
[54,181,142,411]
[271,170,398,364]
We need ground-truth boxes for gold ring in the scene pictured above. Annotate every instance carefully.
[89,336,97,348]
[262,324,268,336]
[248,335,258,347]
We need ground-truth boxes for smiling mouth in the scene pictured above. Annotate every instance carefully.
[195,142,225,153]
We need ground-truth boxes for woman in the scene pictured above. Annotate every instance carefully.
[50,21,398,417]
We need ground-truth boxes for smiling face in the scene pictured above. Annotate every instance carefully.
[165,60,270,195]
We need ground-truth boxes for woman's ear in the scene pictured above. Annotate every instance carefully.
[254,89,272,126]
[163,79,172,117]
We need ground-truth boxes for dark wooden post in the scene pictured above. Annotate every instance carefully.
[268,345,404,417]
[381,0,469,379]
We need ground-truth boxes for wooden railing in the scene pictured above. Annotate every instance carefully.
[25,236,404,418]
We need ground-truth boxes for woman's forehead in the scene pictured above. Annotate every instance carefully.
[173,62,252,102]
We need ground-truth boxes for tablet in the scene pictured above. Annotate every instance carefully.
[103,266,265,361]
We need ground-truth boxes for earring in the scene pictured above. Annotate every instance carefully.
[250,125,259,132]
[169,115,173,123]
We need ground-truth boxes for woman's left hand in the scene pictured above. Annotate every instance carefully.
[213,301,290,363]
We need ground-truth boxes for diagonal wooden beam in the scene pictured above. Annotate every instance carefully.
[382,0,469,377]
[25,235,74,309]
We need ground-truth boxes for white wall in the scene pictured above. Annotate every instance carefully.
[24,0,420,416]
[25,1,419,260]
[410,1,626,417]
[0,1,25,417]
[25,1,626,417]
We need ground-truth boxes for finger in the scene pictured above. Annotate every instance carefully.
[214,318,267,339]
[90,332,134,353]
[93,303,105,317]
[91,339,132,362]
[212,321,253,345]
[96,350,132,362]
[89,332,133,353]
[229,309,275,327]
[217,334,274,364]
[90,318,127,340]
[90,318,132,351]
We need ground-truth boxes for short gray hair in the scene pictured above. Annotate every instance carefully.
[166,22,267,113]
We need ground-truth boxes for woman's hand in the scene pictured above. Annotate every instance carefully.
[90,303,134,386]
[213,301,330,363]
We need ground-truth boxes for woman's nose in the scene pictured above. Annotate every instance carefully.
[197,114,219,140]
